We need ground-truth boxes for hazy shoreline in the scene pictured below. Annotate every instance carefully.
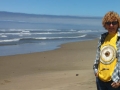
[0,39,98,90]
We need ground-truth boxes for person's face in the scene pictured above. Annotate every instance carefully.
[105,20,119,34]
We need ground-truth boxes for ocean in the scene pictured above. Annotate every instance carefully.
[0,12,105,56]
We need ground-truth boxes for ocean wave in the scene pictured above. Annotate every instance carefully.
[0,38,20,42]
[0,35,7,37]
[22,34,86,40]
[0,34,87,43]
[0,29,103,36]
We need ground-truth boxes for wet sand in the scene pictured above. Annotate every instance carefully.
[0,39,98,90]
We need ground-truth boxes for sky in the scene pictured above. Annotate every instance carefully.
[0,0,120,17]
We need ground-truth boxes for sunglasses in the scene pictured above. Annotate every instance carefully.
[105,21,118,25]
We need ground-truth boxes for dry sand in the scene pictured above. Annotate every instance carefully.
[0,39,98,90]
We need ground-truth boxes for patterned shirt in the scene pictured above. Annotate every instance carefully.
[93,30,120,82]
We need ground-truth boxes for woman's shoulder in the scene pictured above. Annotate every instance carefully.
[101,32,108,37]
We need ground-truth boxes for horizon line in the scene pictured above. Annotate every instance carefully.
[0,10,103,18]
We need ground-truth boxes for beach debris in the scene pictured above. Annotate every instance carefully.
[76,74,79,76]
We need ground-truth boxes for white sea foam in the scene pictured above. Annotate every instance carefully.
[0,38,20,42]
[34,34,86,40]
[1,35,7,37]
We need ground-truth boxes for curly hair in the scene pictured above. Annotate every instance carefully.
[102,11,120,29]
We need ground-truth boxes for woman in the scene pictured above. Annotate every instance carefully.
[93,11,120,90]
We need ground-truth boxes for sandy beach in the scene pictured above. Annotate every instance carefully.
[0,39,98,90]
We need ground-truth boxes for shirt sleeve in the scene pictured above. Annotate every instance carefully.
[93,37,101,75]
[112,63,120,82]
